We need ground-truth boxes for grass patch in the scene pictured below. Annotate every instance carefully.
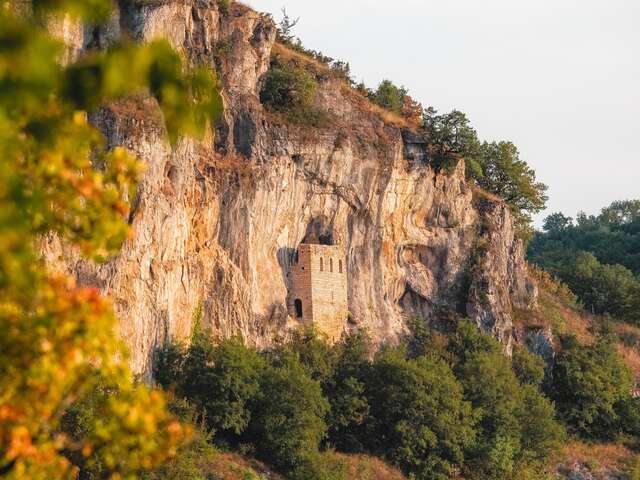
[271,42,417,130]
[558,441,633,475]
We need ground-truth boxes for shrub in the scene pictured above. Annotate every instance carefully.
[370,80,405,115]
[260,60,324,125]
[217,0,233,13]
[141,424,217,480]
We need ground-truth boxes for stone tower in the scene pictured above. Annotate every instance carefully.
[288,244,348,341]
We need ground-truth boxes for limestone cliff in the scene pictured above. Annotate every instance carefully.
[43,0,537,376]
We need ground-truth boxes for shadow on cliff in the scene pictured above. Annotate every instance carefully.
[277,247,297,293]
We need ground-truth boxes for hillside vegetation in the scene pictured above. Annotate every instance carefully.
[529,200,640,325]
[4,2,640,480]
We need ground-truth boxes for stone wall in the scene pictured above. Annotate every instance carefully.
[288,244,348,341]
[288,245,314,324]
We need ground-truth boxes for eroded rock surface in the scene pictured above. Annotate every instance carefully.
[46,1,537,375]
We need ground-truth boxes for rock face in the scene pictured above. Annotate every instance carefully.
[45,1,537,376]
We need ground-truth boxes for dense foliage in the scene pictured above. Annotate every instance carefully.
[528,200,640,323]
[0,2,222,478]
[154,321,565,480]
[551,333,635,440]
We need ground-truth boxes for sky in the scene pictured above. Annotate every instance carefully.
[246,0,640,227]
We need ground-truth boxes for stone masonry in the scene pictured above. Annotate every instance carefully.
[288,244,348,341]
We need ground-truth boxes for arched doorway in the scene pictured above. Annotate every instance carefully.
[294,299,303,318]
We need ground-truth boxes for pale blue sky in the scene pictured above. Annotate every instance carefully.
[246,0,640,226]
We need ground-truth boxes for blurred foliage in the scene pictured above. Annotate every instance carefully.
[0,1,221,478]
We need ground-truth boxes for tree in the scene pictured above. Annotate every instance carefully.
[448,322,563,479]
[529,199,640,279]
[599,200,640,226]
[276,7,300,45]
[155,337,266,447]
[371,80,405,115]
[248,357,329,473]
[459,352,522,479]
[185,337,266,443]
[0,2,221,478]
[562,251,639,322]
[260,59,320,124]
[363,348,476,480]
[422,107,483,176]
[447,320,503,370]
[542,212,573,233]
[475,141,548,239]
[325,332,372,453]
[422,109,548,239]
[284,328,337,384]
[552,334,634,440]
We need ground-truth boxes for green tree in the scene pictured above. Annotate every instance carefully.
[285,328,337,384]
[447,320,503,370]
[552,334,634,440]
[422,109,547,239]
[364,347,476,480]
[154,341,186,391]
[248,357,329,473]
[459,351,522,479]
[475,141,548,239]
[325,332,372,453]
[528,199,640,282]
[515,384,565,466]
[422,107,483,176]
[542,212,573,233]
[449,322,563,479]
[260,59,317,123]
[371,80,405,115]
[562,251,639,322]
[404,316,435,359]
[599,200,640,226]
[0,2,221,478]
[155,337,266,446]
